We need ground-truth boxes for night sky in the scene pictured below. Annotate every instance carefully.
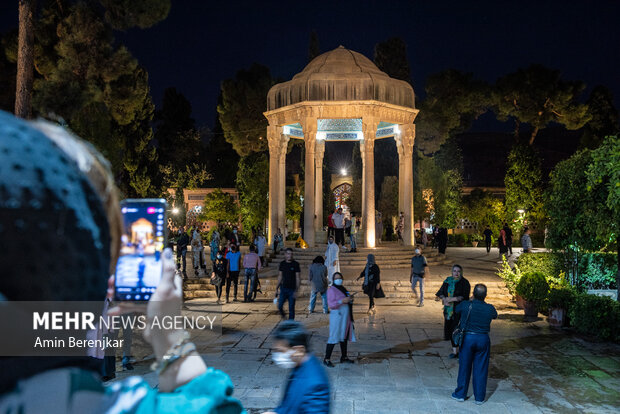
[1,0,619,131]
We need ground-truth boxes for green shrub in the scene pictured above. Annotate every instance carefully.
[496,256,522,296]
[286,232,300,241]
[579,253,617,289]
[548,287,577,311]
[569,293,620,342]
[516,253,566,288]
[515,271,550,307]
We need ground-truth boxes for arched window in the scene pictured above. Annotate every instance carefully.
[333,183,352,213]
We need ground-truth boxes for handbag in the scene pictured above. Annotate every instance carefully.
[452,301,473,347]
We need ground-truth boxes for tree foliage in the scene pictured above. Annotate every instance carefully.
[418,156,462,228]
[378,176,399,221]
[236,152,269,230]
[580,86,620,149]
[462,189,504,235]
[286,189,303,222]
[200,188,238,225]
[504,144,545,227]
[416,70,490,154]
[217,63,275,156]
[494,64,591,145]
[374,37,411,84]
[99,0,170,30]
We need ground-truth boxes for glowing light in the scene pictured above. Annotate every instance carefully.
[172,208,179,215]
[341,168,347,175]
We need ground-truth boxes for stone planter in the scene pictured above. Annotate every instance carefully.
[515,294,525,309]
[548,308,567,328]
[523,300,538,317]
[471,241,479,247]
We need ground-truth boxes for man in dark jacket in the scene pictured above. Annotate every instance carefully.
[451,284,498,405]
[176,227,190,274]
[503,223,513,255]
[264,321,330,414]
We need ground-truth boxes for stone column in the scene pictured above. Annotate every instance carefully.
[302,118,317,247]
[397,143,405,216]
[314,139,325,235]
[400,124,416,246]
[267,125,280,246]
[362,118,378,248]
[278,133,290,235]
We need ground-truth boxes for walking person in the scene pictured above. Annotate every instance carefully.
[498,227,508,260]
[411,247,429,307]
[325,235,340,285]
[273,228,283,255]
[176,226,189,275]
[264,321,330,414]
[243,244,262,302]
[521,227,533,253]
[210,233,219,269]
[451,284,498,405]
[437,227,448,255]
[277,248,301,320]
[324,272,356,367]
[503,223,513,255]
[356,254,384,314]
[191,227,205,276]
[344,216,352,249]
[254,231,267,266]
[225,243,241,303]
[332,208,345,247]
[422,229,428,248]
[211,248,227,303]
[327,210,335,241]
[432,226,439,249]
[375,212,383,244]
[230,225,241,246]
[483,225,493,254]
[397,212,405,244]
[435,265,471,358]
[349,216,359,253]
[308,256,329,314]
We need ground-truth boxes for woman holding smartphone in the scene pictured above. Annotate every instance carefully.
[324,272,356,367]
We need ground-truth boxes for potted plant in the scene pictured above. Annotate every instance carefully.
[547,287,576,328]
[515,271,549,319]
[471,233,483,247]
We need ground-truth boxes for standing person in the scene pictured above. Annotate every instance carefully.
[498,227,508,260]
[211,248,227,303]
[483,225,493,254]
[437,227,448,255]
[521,227,533,253]
[356,254,384,315]
[503,223,513,255]
[451,284,498,405]
[432,226,439,249]
[435,265,471,358]
[225,243,241,303]
[325,235,340,285]
[375,212,383,244]
[349,216,358,253]
[332,208,345,247]
[231,225,241,246]
[210,234,219,268]
[263,321,330,414]
[308,256,329,314]
[176,226,190,275]
[273,228,283,255]
[410,247,429,307]
[422,229,428,248]
[243,244,262,302]
[397,212,405,244]
[344,216,352,249]
[254,231,267,266]
[277,248,301,320]
[191,227,205,276]
[324,272,356,367]
[327,210,335,241]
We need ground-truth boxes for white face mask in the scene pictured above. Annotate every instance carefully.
[334,279,343,286]
[272,349,296,369]
[415,249,421,255]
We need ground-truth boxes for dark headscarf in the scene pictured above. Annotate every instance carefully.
[364,254,376,285]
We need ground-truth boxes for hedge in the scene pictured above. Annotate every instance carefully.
[569,293,620,342]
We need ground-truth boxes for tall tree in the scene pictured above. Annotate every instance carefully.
[15,0,36,118]
[200,189,238,226]
[308,30,320,62]
[494,64,591,145]
[205,104,239,187]
[462,189,504,236]
[416,70,490,154]
[580,86,620,149]
[236,152,269,231]
[99,0,170,30]
[374,37,411,83]
[378,176,399,221]
[504,144,544,227]
[217,63,275,156]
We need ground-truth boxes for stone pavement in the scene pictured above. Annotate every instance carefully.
[112,247,620,413]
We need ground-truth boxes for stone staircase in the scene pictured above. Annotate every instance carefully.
[183,245,494,301]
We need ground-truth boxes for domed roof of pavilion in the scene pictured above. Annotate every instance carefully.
[266,46,415,111]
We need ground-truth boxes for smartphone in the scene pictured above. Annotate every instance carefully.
[114,199,167,301]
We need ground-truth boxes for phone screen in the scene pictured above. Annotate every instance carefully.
[114,199,167,301]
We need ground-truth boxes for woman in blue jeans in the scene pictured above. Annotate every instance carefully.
[451,284,498,405]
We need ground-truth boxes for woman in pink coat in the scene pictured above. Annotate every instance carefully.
[324,272,356,367]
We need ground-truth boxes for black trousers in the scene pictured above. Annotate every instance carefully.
[335,228,345,245]
[444,314,462,347]
[325,341,348,360]
[366,283,376,309]
[226,271,239,300]
[485,239,492,252]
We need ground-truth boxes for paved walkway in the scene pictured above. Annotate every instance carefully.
[112,248,620,413]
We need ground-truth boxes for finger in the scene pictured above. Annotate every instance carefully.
[159,248,176,291]
[106,275,115,300]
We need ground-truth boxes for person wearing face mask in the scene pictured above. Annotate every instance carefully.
[411,247,429,307]
[324,236,340,285]
[225,243,241,303]
[324,273,356,367]
[0,112,244,413]
[263,321,330,414]
[435,264,471,358]
[231,226,241,246]
[211,248,228,303]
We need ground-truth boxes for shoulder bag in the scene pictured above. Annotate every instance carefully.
[452,301,473,347]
